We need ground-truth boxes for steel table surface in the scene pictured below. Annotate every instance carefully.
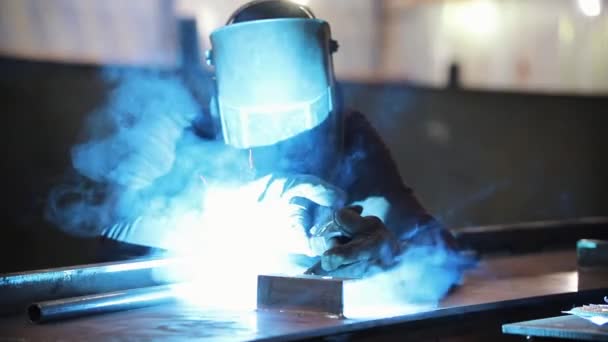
[0,250,597,341]
[503,315,608,341]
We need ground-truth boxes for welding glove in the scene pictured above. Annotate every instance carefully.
[256,174,347,256]
[315,206,401,276]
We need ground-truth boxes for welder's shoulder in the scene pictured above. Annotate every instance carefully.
[343,110,372,133]
[339,109,415,199]
[342,110,402,174]
[343,110,389,147]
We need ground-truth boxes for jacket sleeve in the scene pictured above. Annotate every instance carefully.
[337,111,459,251]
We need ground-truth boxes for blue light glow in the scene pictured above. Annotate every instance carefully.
[154,178,310,310]
[48,67,465,318]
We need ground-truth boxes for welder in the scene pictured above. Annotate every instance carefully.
[53,0,463,280]
[200,0,461,278]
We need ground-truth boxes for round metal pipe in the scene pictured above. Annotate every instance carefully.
[28,285,176,323]
[0,257,181,316]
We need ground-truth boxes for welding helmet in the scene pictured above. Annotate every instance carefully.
[207,0,342,179]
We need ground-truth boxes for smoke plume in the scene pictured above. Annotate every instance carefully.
[46,67,469,318]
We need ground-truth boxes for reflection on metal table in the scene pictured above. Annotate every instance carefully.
[503,315,608,341]
[1,250,606,341]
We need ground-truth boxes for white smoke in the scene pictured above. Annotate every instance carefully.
[47,68,468,319]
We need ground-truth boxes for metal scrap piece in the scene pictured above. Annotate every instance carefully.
[257,274,344,317]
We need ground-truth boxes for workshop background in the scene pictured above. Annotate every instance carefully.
[1,0,607,272]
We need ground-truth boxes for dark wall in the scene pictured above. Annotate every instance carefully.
[1,57,607,272]
[1,59,106,272]
[342,83,608,227]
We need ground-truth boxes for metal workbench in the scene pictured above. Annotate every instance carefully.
[1,250,605,341]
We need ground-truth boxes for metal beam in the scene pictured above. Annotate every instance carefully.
[257,274,345,317]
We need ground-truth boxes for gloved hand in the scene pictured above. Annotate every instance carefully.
[256,174,347,256]
[308,206,401,277]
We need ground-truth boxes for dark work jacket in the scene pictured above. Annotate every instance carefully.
[60,110,457,258]
[335,111,457,250]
